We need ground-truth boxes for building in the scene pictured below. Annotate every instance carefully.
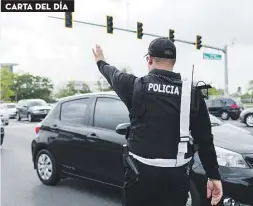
[0,63,18,73]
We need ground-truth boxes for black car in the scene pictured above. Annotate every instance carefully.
[16,99,51,122]
[31,92,253,206]
[206,97,244,120]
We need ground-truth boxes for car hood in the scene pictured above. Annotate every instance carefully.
[29,106,51,110]
[6,108,17,113]
[212,123,253,154]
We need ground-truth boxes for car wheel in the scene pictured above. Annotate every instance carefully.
[35,149,60,186]
[4,122,9,126]
[245,114,253,127]
[220,111,229,120]
[186,180,201,206]
[28,113,33,122]
[17,113,21,121]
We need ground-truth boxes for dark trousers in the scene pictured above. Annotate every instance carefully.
[122,159,191,206]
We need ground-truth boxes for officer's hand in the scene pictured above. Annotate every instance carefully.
[92,45,105,63]
[207,179,223,205]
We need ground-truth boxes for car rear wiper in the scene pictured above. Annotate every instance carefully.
[211,123,220,127]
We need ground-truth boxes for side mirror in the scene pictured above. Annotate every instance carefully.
[116,123,130,135]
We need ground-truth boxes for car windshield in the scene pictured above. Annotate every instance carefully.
[28,100,47,107]
[209,114,223,126]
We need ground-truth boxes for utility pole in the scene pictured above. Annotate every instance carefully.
[224,45,229,97]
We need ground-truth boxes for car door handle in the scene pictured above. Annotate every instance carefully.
[86,133,97,142]
[50,125,58,130]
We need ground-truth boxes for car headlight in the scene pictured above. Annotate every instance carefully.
[215,146,249,168]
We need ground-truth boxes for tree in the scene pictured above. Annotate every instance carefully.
[12,73,54,102]
[208,87,224,96]
[0,68,15,101]
[55,81,91,98]
[95,67,132,92]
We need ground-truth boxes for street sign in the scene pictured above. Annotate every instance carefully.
[203,53,222,60]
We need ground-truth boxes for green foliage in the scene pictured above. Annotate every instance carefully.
[208,87,224,96]
[55,81,91,98]
[12,73,54,102]
[0,68,15,101]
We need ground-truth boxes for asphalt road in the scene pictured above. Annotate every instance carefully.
[1,118,253,206]
[1,119,122,206]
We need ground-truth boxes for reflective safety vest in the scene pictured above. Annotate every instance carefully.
[127,73,199,167]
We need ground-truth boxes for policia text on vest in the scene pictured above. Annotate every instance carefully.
[147,83,180,96]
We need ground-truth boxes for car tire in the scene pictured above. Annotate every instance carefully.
[231,116,239,120]
[245,113,253,127]
[35,149,60,186]
[4,122,9,126]
[28,113,33,122]
[17,113,21,121]
[187,180,201,206]
[220,111,229,120]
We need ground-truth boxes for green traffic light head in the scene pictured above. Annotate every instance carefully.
[106,15,113,34]
[196,35,202,50]
[137,22,143,39]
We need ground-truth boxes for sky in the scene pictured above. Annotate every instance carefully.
[0,0,253,93]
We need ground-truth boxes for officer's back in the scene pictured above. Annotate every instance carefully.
[92,38,223,206]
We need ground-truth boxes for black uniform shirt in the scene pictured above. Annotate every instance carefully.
[97,60,221,180]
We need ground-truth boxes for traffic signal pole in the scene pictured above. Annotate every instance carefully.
[49,15,229,96]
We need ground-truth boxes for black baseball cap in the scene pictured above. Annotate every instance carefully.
[145,37,176,59]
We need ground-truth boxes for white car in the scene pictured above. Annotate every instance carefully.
[0,107,10,125]
[0,103,17,119]
[239,107,253,127]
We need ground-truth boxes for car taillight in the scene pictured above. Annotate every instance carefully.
[231,103,238,109]
[35,126,40,134]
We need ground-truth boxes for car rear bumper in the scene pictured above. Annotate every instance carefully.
[31,113,47,119]
[229,110,241,118]
[192,164,253,206]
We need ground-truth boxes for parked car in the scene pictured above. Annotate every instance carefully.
[0,121,4,146]
[16,99,51,122]
[31,92,253,206]
[206,97,244,120]
[239,108,253,127]
[0,103,17,119]
[0,107,10,125]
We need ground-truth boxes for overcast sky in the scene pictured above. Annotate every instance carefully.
[0,0,253,93]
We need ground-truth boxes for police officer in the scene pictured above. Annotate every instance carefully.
[92,37,223,206]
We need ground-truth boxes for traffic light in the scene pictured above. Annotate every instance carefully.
[137,22,143,39]
[65,12,73,28]
[196,35,202,50]
[106,16,113,34]
[169,29,175,42]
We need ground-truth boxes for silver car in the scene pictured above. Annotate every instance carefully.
[239,107,253,127]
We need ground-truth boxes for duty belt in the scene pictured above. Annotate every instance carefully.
[129,137,193,168]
